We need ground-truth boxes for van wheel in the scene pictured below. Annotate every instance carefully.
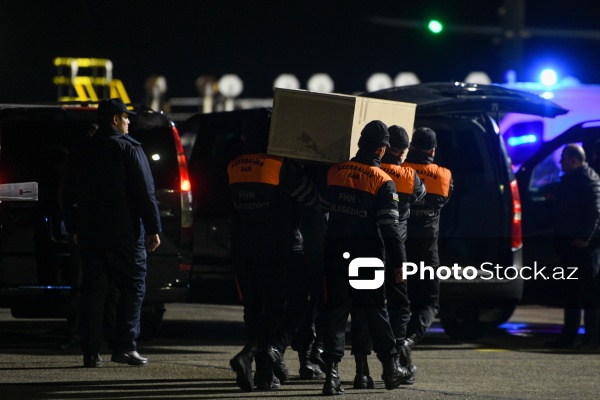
[439,307,489,341]
[139,303,166,341]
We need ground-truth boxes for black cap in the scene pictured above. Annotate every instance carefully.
[97,98,136,118]
[358,120,390,151]
[411,127,437,150]
[388,125,410,150]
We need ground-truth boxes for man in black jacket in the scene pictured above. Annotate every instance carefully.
[545,144,600,349]
[63,98,161,368]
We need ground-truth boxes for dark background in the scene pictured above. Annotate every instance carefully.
[2,0,599,104]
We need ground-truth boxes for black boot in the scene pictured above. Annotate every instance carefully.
[309,342,327,372]
[254,350,281,390]
[397,338,416,385]
[230,342,261,392]
[380,356,412,390]
[298,346,325,379]
[322,360,344,396]
[264,346,289,384]
[352,354,375,389]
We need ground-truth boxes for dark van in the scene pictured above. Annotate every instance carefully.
[184,83,566,340]
[363,82,566,339]
[0,103,193,338]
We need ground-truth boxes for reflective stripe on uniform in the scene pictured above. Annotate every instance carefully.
[378,208,399,218]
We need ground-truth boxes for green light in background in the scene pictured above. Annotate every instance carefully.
[428,20,443,34]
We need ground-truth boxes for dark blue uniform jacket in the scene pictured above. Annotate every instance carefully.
[62,126,161,247]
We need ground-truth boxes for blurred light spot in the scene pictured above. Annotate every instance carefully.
[540,69,557,86]
[508,134,537,146]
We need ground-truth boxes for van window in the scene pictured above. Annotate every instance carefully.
[528,142,582,197]
[129,125,178,191]
[0,118,90,185]
[529,150,563,193]
[503,120,543,167]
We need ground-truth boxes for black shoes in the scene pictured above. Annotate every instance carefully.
[352,354,375,389]
[254,350,281,391]
[255,374,281,390]
[353,373,375,390]
[381,356,412,390]
[84,351,147,367]
[397,338,417,385]
[298,346,325,379]
[310,345,327,372]
[322,360,344,396]
[111,350,148,366]
[83,354,103,368]
[264,347,289,384]
[230,342,261,392]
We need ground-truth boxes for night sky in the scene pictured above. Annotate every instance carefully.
[2,0,600,104]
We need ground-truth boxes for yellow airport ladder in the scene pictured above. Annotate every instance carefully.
[53,57,131,104]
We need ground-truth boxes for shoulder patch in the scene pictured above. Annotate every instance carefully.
[392,192,399,202]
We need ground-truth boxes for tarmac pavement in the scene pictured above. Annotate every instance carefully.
[1,303,600,399]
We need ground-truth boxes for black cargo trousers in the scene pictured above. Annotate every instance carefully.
[78,235,147,355]
[557,242,600,343]
[351,269,410,354]
[322,258,396,362]
[235,254,288,347]
[405,230,440,341]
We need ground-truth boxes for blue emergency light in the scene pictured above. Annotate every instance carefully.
[507,134,538,147]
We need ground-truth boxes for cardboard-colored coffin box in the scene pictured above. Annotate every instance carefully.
[268,88,416,164]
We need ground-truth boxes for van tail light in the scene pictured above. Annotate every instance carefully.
[510,179,523,250]
[179,158,191,192]
[171,126,191,193]
[171,125,194,274]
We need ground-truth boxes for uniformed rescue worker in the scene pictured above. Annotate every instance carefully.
[349,125,425,388]
[320,120,412,396]
[227,108,319,392]
[402,127,453,383]
[266,198,327,382]
[62,98,161,368]
[289,164,329,378]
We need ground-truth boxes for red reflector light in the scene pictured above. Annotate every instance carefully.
[178,154,191,192]
[171,126,192,193]
[510,179,522,250]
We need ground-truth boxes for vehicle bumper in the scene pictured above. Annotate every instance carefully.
[439,248,524,308]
